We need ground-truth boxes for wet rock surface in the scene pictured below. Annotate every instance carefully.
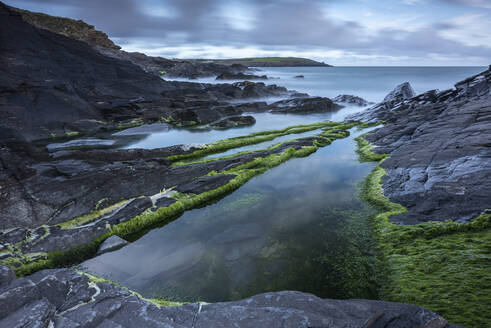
[333,94,372,107]
[97,236,129,255]
[210,115,256,129]
[0,266,453,328]
[350,68,491,224]
[269,97,343,114]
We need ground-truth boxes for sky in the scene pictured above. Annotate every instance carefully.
[5,0,491,66]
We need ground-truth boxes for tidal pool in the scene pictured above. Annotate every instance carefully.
[121,106,364,149]
[82,127,379,302]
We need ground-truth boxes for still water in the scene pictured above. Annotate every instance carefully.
[83,127,378,302]
[47,67,483,151]
[121,108,363,149]
[168,66,486,102]
[115,66,485,149]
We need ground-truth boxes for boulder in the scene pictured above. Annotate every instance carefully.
[294,75,304,78]
[383,82,415,104]
[97,236,129,255]
[210,116,256,129]
[333,94,372,107]
[269,97,343,114]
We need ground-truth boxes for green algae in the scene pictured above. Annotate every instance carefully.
[83,271,185,307]
[58,199,130,229]
[167,121,345,162]
[357,134,491,327]
[10,124,354,277]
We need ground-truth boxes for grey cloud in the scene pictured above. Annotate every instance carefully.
[438,0,491,8]
[4,0,491,62]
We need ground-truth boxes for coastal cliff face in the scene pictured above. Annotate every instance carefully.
[0,3,303,143]
[10,6,121,50]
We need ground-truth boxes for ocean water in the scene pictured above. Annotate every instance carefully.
[167,66,486,103]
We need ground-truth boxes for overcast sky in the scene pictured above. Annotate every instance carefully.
[5,0,491,65]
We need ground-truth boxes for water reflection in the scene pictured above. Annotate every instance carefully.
[122,106,364,149]
[83,128,379,302]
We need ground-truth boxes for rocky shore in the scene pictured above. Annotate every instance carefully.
[1,1,490,327]
[348,68,491,224]
[1,265,454,328]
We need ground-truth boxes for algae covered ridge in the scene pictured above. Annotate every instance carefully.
[356,133,491,327]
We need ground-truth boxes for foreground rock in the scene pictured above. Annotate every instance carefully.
[0,266,453,328]
[349,68,491,224]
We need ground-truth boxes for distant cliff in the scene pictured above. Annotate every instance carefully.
[9,6,120,50]
[191,57,332,67]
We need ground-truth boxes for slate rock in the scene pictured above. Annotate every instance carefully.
[97,236,129,255]
[0,265,16,287]
[383,82,415,103]
[333,94,372,107]
[350,67,491,224]
[0,268,453,328]
[176,174,236,194]
[269,97,343,114]
[210,115,256,129]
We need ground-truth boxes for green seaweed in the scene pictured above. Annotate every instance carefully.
[168,121,345,162]
[58,199,129,229]
[358,134,491,327]
[9,123,355,283]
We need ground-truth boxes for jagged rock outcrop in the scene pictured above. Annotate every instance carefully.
[351,68,491,224]
[0,266,453,328]
[346,82,416,123]
[333,94,372,107]
[269,97,343,114]
[383,82,415,104]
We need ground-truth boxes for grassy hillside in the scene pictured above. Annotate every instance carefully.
[190,57,332,67]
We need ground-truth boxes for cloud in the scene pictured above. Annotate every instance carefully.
[4,0,491,65]
[438,0,491,9]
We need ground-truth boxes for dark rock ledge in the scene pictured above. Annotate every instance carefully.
[0,265,454,328]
